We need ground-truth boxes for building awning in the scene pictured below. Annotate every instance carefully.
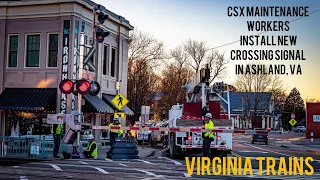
[0,88,57,111]
[83,94,114,114]
[102,94,134,116]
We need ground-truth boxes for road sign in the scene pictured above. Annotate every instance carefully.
[291,113,295,118]
[112,93,129,110]
[289,118,297,126]
[47,114,64,124]
[114,112,125,118]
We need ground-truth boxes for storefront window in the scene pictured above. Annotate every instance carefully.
[5,111,51,136]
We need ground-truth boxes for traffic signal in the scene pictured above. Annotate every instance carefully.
[97,12,108,24]
[96,27,110,43]
[59,79,74,94]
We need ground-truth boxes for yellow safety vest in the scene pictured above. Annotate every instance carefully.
[87,141,98,158]
[204,120,214,139]
[109,123,123,137]
[51,124,63,135]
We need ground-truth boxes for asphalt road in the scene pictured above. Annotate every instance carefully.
[0,134,320,180]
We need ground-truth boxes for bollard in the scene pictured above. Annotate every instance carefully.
[111,137,139,160]
[311,132,314,142]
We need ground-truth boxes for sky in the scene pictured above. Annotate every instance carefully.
[95,0,320,101]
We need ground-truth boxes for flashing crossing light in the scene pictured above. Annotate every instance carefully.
[97,12,108,24]
[59,79,74,94]
[96,28,110,43]
[90,81,101,96]
[59,79,101,96]
[76,79,91,95]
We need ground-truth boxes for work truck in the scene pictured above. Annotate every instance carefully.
[167,103,233,159]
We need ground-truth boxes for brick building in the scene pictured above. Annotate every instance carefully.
[0,0,134,140]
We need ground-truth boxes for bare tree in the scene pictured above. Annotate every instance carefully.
[127,30,166,123]
[184,39,207,74]
[206,50,229,83]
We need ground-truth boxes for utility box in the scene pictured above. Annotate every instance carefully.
[306,103,320,138]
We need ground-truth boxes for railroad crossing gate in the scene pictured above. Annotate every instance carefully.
[289,118,297,126]
[111,93,129,110]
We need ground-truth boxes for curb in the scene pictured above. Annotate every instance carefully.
[280,145,289,148]
[306,149,320,155]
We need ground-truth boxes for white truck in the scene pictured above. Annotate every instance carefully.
[135,122,153,144]
[167,104,233,159]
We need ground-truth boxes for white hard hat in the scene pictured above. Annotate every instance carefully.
[87,134,94,140]
[205,113,212,118]
[113,117,119,121]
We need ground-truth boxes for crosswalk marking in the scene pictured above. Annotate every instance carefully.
[158,157,182,165]
[49,164,62,171]
[136,159,154,165]
[92,167,109,174]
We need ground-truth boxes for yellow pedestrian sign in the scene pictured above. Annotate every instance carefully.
[112,93,129,110]
[114,112,125,118]
[289,118,297,126]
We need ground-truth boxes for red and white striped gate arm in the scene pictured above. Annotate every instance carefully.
[92,126,268,134]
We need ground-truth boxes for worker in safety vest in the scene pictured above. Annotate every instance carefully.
[51,124,63,158]
[202,113,215,158]
[107,117,123,158]
[83,134,98,159]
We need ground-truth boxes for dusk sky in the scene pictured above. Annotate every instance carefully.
[95,0,320,101]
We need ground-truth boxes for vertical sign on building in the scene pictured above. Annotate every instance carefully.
[71,20,79,111]
[60,20,70,114]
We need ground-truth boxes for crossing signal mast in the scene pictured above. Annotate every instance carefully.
[58,4,111,147]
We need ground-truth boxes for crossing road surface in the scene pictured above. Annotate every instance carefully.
[1,156,320,180]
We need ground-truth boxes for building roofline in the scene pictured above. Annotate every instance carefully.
[0,0,134,30]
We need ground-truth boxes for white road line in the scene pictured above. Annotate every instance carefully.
[137,170,163,178]
[183,173,191,177]
[158,157,182,165]
[20,176,27,180]
[105,158,113,162]
[136,159,154,165]
[245,143,290,157]
[78,161,88,165]
[119,163,127,167]
[92,167,109,174]
[14,166,19,168]
[49,164,63,171]
[238,151,268,153]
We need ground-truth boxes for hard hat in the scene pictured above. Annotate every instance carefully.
[113,117,119,121]
[205,113,213,119]
[87,134,94,140]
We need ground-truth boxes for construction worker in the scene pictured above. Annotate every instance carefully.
[202,113,215,158]
[51,124,63,158]
[83,134,98,159]
[107,117,123,158]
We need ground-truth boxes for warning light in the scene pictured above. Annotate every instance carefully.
[96,27,110,43]
[217,136,221,141]
[75,79,91,95]
[188,136,192,141]
[59,79,74,94]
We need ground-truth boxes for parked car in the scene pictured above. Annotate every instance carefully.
[295,126,306,133]
[251,134,268,145]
